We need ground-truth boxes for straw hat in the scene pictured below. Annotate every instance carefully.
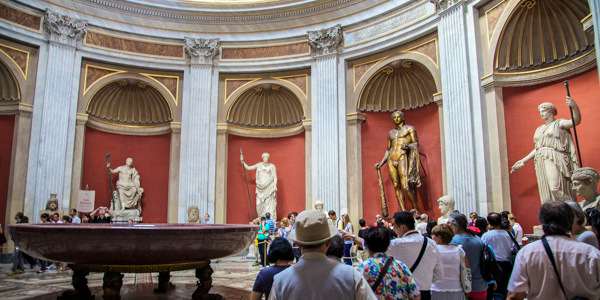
[289,210,338,245]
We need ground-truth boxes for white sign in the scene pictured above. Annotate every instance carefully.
[344,1,436,47]
[77,190,95,213]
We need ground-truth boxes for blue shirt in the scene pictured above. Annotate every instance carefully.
[450,233,488,292]
[481,229,516,262]
[266,218,275,236]
[253,265,290,299]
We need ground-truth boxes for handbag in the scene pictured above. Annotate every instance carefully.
[459,248,472,294]
[541,237,590,300]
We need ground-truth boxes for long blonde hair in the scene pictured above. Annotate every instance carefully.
[342,214,352,228]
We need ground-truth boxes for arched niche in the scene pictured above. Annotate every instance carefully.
[352,52,441,112]
[485,0,595,85]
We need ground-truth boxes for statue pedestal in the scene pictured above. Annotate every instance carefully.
[112,217,143,224]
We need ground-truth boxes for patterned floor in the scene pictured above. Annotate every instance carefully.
[0,256,261,299]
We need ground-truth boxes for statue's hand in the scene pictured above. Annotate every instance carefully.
[566,96,576,108]
[510,161,524,173]
[374,163,380,170]
[107,163,111,168]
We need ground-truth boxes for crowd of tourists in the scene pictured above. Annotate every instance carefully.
[250,202,600,300]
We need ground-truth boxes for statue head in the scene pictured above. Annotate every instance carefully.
[46,194,59,211]
[391,110,405,125]
[572,167,600,197]
[538,102,557,117]
[188,206,199,223]
[437,195,455,215]
[314,200,324,211]
[261,153,270,163]
[126,157,133,167]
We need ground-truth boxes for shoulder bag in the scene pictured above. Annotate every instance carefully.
[371,256,395,291]
[541,237,589,300]
[410,237,428,272]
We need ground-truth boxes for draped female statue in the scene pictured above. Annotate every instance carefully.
[241,153,277,221]
[511,97,580,203]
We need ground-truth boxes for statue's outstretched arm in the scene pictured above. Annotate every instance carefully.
[510,149,536,173]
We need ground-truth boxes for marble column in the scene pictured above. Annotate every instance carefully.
[178,38,220,223]
[432,94,447,195]
[346,113,365,227]
[307,25,344,214]
[303,120,312,211]
[214,124,228,224]
[587,0,600,84]
[168,122,181,223]
[436,0,483,214]
[28,10,86,222]
[69,113,88,209]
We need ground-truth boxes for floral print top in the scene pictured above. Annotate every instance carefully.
[357,253,420,300]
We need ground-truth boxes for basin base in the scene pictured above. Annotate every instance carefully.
[59,262,223,300]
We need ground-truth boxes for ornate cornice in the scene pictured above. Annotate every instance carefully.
[44,10,87,47]
[184,38,220,65]
[429,0,463,12]
[307,24,343,56]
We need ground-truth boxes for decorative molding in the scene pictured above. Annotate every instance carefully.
[401,38,438,67]
[307,24,343,56]
[352,57,387,91]
[0,103,32,115]
[481,50,597,88]
[224,78,261,104]
[76,113,88,125]
[271,74,308,98]
[140,73,180,106]
[85,30,184,60]
[220,42,310,61]
[433,92,443,106]
[184,37,220,65]
[86,116,173,136]
[0,1,43,33]
[44,9,87,47]
[346,112,366,125]
[0,44,29,80]
[582,14,593,33]
[225,122,306,138]
[83,65,127,95]
[484,0,508,42]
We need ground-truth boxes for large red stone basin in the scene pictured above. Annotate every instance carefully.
[7,223,258,265]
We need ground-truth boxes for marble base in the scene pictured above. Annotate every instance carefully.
[111,217,143,224]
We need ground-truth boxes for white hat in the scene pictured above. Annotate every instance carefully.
[289,210,338,245]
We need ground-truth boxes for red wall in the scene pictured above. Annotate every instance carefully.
[81,127,171,223]
[0,115,14,231]
[361,105,444,224]
[227,133,305,223]
[504,68,600,233]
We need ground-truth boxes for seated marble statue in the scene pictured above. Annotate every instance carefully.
[572,167,600,211]
[39,193,62,219]
[437,195,455,225]
[108,158,143,217]
[188,206,200,224]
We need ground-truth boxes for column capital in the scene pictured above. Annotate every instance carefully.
[346,113,366,125]
[307,24,343,56]
[44,9,87,47]
[430,0,465,13]
[184,37,220,65]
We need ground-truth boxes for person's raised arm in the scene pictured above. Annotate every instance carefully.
[106,208,115,219]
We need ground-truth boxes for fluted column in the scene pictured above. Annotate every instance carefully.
[346,113,365,226]
[588,0,600,84]
[308,25,344,214]
[436,0,480,214]
[29,10,86,222]
[178,38,220,223]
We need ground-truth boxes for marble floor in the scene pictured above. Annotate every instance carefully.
[0,255,261,300]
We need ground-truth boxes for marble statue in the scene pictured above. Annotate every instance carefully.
[572,167,600,211]
[511,97,580,203]
[187,206,201,224]
[39,193,62,219]
[108,158,144,217]
[241,153,277,221]
[437,195,455,225]
[314,200,328,221]
[375,110,421,211]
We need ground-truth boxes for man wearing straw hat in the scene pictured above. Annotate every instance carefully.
[269,210,377,300]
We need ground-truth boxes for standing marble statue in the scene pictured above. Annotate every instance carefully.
[511,97,580,202]
[107,158,144,217]
[375,110,421,211]
[572,167,600,211]
[241,153,277,221]
[437,195,455,225]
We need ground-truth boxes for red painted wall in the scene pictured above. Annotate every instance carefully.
[361,105,444,224]
[0,115,14,232]
[504,68,600,233]
[227,133,305,223]
[81,127,171,223]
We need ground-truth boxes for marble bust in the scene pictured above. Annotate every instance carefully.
[314,200,328,221]
[108,158,144,217]
[39,193,62,219]
[572,167,600,211]
[437,195,455,225]
[187,206,201,224]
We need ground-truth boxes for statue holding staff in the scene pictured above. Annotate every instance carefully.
[240,153,278,221]
[511,97,580,202]
[107,157,144,217]
[375,110,421,211]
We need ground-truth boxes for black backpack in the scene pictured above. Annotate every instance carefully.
[480,243,502,282]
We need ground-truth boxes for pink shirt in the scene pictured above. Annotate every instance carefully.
[508,235,600,300]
